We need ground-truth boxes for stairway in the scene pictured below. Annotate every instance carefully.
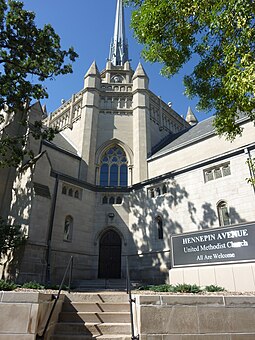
[73,279,127,291]
[51,292,132,340]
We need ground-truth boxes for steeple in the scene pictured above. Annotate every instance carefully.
[109,0,129,66]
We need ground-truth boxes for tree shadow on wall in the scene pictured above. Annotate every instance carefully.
[229,207,246,225]
[3,169,33,282]
[127,179,247,284]
[198,202,218,230]
[128,179,188,284]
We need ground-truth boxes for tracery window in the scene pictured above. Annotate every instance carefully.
[217,201,230,226]
[147,182,168,198]
[101,195,123,205]
[99,146,128,187]
[62,183,82,200]
[204,162,231,183]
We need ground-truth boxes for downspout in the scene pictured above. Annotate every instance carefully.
[244,148,255,195]
[45,173,59,284]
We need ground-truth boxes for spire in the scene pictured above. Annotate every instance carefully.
[186,106,198,126]
[109,0,129,66]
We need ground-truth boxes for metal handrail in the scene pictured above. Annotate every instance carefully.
[36,256,74,340]
[125,249,172,340]
[126,256,139,340]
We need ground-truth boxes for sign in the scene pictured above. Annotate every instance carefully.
[171,223,255,268]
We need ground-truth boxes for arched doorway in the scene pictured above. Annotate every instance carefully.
[98,230,122,279]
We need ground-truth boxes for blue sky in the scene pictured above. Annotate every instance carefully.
[22,0,212,122]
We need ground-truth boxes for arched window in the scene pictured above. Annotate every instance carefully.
[109,196,115,204]
[62,186,67,195]
[99,146,128,187]
[217,201,230,226]
[150,189,155,198]
[156,187,161,196]
[64,216,73,242]
[74,190,79,199]
[102,196,108,204]
[68,188,73,197]
[116,196,122,204]
[162,184,167,194]
[156,216,163,239]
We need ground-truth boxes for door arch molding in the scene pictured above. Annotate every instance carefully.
[94,226,127,246]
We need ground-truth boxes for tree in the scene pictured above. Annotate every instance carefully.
[0,0,78,167]
[125,0,255,139]
[0,217,26,264]
[246,158,255,185]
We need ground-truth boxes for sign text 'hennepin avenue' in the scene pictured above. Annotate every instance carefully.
[182,229,249,259]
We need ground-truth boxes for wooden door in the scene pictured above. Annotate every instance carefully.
[98,230,121,279]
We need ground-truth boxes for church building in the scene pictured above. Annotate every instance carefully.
[1,0,255,290]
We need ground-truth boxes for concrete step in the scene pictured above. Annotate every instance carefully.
[65,292,129,303]
[62,302,130,313]
[54,322,131,336]
[59,311,130,323]
[73,279,127,290]
[51,335,131,340]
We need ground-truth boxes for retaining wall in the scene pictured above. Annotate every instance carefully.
[135,294,255,339]
[0,292,64,340]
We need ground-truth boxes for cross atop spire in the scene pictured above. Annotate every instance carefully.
[109,0,129,66]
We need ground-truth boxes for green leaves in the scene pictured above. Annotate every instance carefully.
[0,0,78,167]
[0,216,26,262]
[0,0,78,111]
[126,0,255,139]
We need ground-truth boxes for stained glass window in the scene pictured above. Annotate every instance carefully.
[100,164,109,186]
[99,146,128,186]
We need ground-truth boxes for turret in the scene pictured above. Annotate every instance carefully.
[84,61,101,89]
[132,62,149,90]
[186,106,198,126]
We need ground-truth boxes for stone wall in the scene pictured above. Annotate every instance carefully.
[135,294,255,339]
[0,292,64,340]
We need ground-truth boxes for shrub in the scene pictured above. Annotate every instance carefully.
[0,279,17,291]
[137,284,175,292]
[205,284,225,292]
[173,283,202,293]
[22,281,45,289]
[45,284,70,291]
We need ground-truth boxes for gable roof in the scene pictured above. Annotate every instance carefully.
[150,116,215,160]
[43,132,79,157]
[150,113,251,161]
